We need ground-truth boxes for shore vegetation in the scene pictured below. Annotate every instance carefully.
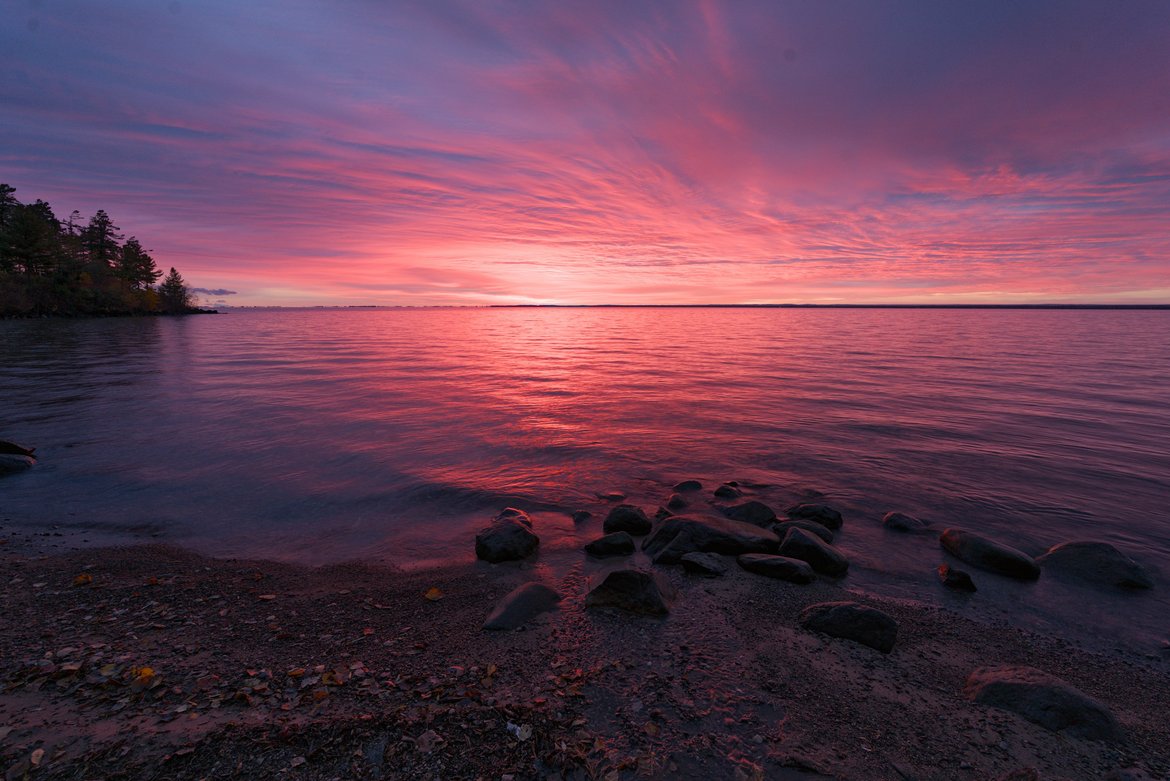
[0,183,200,317]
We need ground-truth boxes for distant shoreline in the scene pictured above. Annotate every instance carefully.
[490,303,1170,310]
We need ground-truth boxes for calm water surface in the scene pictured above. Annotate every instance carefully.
[2,308,1168,651]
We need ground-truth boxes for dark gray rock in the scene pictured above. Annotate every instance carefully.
[963,665,1122,742]
[654,506,673,521]
[799,601,898,653]
[641,514,779,564]
[495,507,533,527]
[673,479,703,492]
[475,516,539,563]
[786,503,843,530]
[597,490,627,501]
[0,440,35,457]
[882,511,930,533]
[0,453,35,473]
[584,531,635,558]
[938,564,977,592]
[737,553,816,584]
[720,500,777,527]
[1037,540,1154,590]
[680,552,727,577]
[777,527,849,577]
[585,566,676,615]
[603,504,652,535]
[773,520,834,544]
[571,510,592,523]
[483,582,561,630]
[665,493,688,511]
[713,483,743,499]
[940,528,1040,580]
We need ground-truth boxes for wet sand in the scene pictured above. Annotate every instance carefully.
[1,540,1168,780]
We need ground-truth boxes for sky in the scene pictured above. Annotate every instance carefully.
[3,1,1170,306]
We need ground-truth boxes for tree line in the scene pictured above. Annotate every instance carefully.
[0,183,197,317]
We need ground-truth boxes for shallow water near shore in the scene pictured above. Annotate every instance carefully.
[2,307,1169,654]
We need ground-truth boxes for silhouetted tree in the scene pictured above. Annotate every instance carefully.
[157,267,192,313]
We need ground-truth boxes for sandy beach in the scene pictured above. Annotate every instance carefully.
[2,532,1167,781]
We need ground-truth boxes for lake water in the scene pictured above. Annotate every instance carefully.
[2,308,1168,653]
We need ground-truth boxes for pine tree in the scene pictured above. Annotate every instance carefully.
[157,267,192,313]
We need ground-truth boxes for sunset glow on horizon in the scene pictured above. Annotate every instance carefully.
[4,1,1170,306]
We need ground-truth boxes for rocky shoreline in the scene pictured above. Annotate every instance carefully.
[2,481,1169,780]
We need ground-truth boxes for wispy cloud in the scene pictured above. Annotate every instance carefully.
[3,0,1168,304]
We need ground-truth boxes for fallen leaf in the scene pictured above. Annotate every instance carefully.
[423,587,444,601]
[257,594,276,601]
[30,748,44,767]
[73,573,93,587]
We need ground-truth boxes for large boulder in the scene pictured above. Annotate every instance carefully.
[584,531,635,558]
[799,602,898,653]
[720,500,777,527]
[475,511,539,563]
[940,528,1040,580]
[641,514,779,564]
[585,566,676,615]
[1037,541,1154,590]
[604,504,652,535]
[777,527,849,577]
[785,503,843,530]
[773,520,834,544]
[963,666,1122,742]
[680,552,727,577]
[882,511,930,533]
[673,479,703,492]
[483,582,561,630]
[737,553,815,584]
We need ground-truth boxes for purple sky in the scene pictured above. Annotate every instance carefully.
[4,1,1169,305]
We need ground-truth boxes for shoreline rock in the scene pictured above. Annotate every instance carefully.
[483,582,562,630]
[737,553,816,584]
[940,528,1040,581]
[799,601,898,653]
[584,531,636,558]
[777,527,849,577]
[785,503,844,530]
[964,665,1122,742]
[475,510,539,563]
[1037,540,1154,590]
[641,514,779,564]
[585,566,676,615]
[603,504,652,536]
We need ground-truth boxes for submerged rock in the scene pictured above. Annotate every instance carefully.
[737,553,815,584]
[641,514,779,564]
[665,493,688,511]
[475,511,539,563]
[777,527,849,577]
[785,503,843,530]
[964,665,1122,742]
[571,510,592,523]
[483,582,561,630]
[799,601,898,653]
[585,566,676,615]
[603,504,652,536]
[0,453,35,474]
[940,528,1040,580]
[1037,540,1154,590]
[597,490,627,502]
[673,479,703,492]
[680,552,727,577]
[713,482,743,499]
[720,500,777,527]
[584,531,635,558]
[772,520,834,544]
[938,564,977,592]
[882,511,930,533]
